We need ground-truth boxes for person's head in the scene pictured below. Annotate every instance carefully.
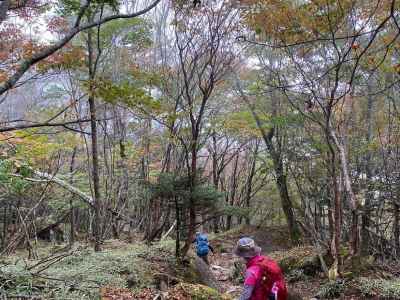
[233,237,261,261]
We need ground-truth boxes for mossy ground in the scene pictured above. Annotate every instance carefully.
[0,238,175,299]
[1,227,399,299]
[168,283,232,300]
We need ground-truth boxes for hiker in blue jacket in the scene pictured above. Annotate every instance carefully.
[194,232,214,265]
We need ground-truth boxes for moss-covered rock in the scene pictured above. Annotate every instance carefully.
[176,258,203,284]
[170,283,233,300]
[269,246,322,276]
[176,256,222,292]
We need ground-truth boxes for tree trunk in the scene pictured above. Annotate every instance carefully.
[325,131,342,275]
[181,145,198,256]
[394,203,400,255]
[227,153,239,230]
[329,126,359,256]
[275,160,300,239]
[89,95,102,252]
[69,147,77,247]
[87,28,102,252]
[332,165,342,270]
[245,141,259,225]
[236,83,301,241]
[175,197,181,258]
[2,204,7,250]
[212,134,220,233]
[361,80,375,256]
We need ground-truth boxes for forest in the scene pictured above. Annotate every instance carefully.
[0,0,400,299]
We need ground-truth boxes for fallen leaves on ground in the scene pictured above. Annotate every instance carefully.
[101,287,159,300]
[100,283,234,300]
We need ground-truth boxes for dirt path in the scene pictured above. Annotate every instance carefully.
[209,251,242,298]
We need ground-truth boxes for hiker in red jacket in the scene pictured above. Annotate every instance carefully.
[234,237,288,300]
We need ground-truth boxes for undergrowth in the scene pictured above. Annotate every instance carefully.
[358,277,400,299]
[316,280,346,299]
[0,239,175,299]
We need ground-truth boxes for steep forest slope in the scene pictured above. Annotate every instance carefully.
[1,0,400,299]
[1,226,399,299]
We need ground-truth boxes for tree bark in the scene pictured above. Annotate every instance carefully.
[361,80,375,256]
[394,203,400,255]
[182,145,198,255]
[88,95,101,252]
[227,153,239,230]
[245,141,259,225]
[175,197,181,259]
[211,133,220,233]
[2,204,8,250]
[69,147,78,246]
[329,126,359,256]
[88,29,101,252]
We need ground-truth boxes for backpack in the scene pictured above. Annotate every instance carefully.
[252,256,288,300]
[195,234,209,256]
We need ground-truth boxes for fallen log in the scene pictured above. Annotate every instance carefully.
[12,170,135,224]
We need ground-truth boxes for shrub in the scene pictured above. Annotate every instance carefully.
[229,260,245,284]
[358,277,400,299]
[286,269,307,283]
[316,280,346,299]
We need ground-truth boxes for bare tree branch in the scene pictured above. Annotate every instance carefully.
[0,0,161,96]
[0,119,92,132]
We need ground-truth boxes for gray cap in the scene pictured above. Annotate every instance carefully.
[233,237,261,258]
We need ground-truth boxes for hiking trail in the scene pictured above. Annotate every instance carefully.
[207,226,319,299]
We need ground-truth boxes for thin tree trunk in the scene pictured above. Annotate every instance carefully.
[332,166,341,269]
[88,29,101,252]
[227,153,239,230]
[329,126,359,256]
[275,159,299,237]
[113,132,128,239]
[212,134,220,233]
[89,95,101,252]
[326,138,341,275]
[180,143,198,256]
[2,204,7,250]
[175,197,181,258]
[245,141,259,225]
[394,203,400,255]
[187,146,198,253]
[361,80,375,256]
[69,147,77,246]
